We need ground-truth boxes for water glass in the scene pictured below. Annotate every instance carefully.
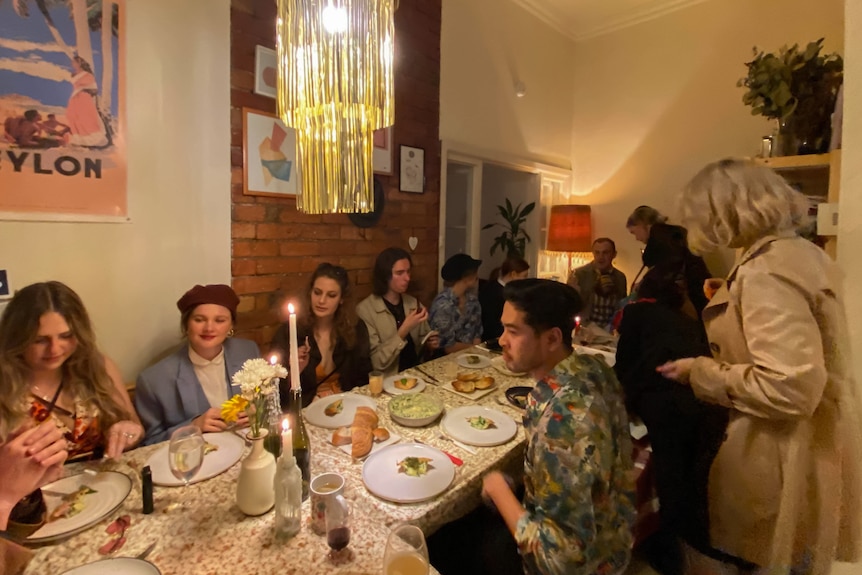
[383,524,429,575]
[168,425,205,486]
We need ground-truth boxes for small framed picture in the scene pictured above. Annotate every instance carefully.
[373,126,394,175]
[243,108,299,197]
[399,145,424,193]
[254,45,277,99]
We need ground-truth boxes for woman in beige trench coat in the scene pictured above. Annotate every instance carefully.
[658,159,862,575]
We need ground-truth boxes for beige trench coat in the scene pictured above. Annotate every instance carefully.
[690,234,862,574]
[356,293,431,377]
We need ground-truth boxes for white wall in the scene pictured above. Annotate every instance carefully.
[440,0,575,167]
[569,0,845,285]
[0,0,231,380]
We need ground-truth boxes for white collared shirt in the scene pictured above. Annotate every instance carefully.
[188,346,228,408]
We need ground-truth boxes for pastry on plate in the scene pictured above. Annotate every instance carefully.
[466,415,497,430]
[475,376,495,390]
[372,427,391,442]
[397,456,433,477]
[452,379,475,393]
[393,377,418,390]
[456,372,480,382]
[324,399,344,417]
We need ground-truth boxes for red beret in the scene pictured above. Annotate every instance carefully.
[176,284,240,319]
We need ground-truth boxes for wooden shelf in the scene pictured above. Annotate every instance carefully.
[754,153,832,170]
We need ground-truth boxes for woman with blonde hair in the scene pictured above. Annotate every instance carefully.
[657,159,862,574]
[0,281,142,460]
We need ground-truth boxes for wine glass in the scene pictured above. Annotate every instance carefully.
[383,524,429,575]
[168,425,205,486]
[325,495,352,563]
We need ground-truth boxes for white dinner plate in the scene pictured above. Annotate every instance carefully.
[146,432,245,487]
[490,356,527,377]
[362,442,455,503]
[455,353,492,369]
[383,374,427,395]
[59,558,161,574]
[304,392,378,429]
[27,471,132,543]
[441,406,519,447]
[573,345,616,367]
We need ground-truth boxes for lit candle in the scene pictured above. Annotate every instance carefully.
[575,315,581,329]
[288,303,300,392]
[281,418,292,459]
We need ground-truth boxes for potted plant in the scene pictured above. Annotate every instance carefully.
[737,38,843,155]
[482,199,535,258]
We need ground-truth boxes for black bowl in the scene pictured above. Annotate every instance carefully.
[505,386,532,409]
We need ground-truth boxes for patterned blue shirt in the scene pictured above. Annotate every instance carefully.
[428,288,483,349]
[516,351,636,575]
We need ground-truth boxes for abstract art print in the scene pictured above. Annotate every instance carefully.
[0,0,126,221]
[243,108,298,197]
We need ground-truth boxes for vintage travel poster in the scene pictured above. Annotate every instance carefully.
[0,0,125,219]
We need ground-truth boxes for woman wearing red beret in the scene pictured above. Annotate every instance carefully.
[135,285,260,445]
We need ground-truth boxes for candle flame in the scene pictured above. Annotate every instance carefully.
[282,418,290,432]
[269,354,278,365]
[288,302,295,314]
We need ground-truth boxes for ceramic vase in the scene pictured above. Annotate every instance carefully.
[236,428,276,516]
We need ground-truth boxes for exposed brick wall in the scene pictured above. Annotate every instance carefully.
[230,0,442,349]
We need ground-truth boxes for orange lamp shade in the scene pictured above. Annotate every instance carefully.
[546,205,592,252]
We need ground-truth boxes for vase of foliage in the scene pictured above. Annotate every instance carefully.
[481,199,535,258]
[738,38,843,156]
[222,358,287,516]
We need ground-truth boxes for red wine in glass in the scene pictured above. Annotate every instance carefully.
[327,526,350,552]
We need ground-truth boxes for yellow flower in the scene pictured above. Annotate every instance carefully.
[221,395,249,424]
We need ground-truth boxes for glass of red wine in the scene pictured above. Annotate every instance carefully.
[325,495,352,564]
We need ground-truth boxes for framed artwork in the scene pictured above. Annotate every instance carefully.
[0,0,127,222]
[243,108,298,197]
[373,126,393,174]
[399,145,424,193]
[254,45,277,99]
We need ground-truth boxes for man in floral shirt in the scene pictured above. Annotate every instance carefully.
[483,278,635,575]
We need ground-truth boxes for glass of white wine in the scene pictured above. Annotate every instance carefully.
[383,524,429,575]
[168,425,205,486]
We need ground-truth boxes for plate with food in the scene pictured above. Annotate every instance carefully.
[441,406,519,447]
[146,431,245,487]
[362,442,456,503]
[455,353,492,369]
[490,355,527,377]
[303,392,378,429]
[440,372,498,401]
[59,558,161,575]
[26,471,132,544]
[388,393,445,427]
[383,374,427,395]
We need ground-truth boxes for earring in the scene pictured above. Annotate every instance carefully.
[228,328,235,337]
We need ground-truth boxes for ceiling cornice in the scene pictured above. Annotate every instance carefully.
[510,0,711,43]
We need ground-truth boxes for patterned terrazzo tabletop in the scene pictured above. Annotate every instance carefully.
[24,348,532,575]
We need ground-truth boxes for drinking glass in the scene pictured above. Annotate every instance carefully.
[368,371,384,396]
[168,425,205,486]
[325,495,352,563]
[383,524,429,575]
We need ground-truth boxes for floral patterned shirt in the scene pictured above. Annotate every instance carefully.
[515,351,636,575]
[428,288,483,349]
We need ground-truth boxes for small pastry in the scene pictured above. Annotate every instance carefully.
[452,379,475,393]
[324,399,344,417]
[372,427,391,442]
[475,376,495,390]
[393,377,418,390]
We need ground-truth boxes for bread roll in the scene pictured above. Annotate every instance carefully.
[456,372,480,382]
[475,376,495,390]
[331,426,352,446]
[452,379,475,393]
[351,426,373,459]
[353,406,379,429]
[372,427,391,442]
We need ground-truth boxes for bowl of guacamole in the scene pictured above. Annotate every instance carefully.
[388,393,444,427]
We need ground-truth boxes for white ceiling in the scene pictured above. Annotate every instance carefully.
[510,0,710,42]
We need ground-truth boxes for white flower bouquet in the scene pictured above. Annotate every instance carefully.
[222,358,287,438]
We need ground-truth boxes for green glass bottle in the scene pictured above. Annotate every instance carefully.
[286,387,310,500]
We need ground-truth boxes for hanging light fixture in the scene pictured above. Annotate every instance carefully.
[276,0,395,214]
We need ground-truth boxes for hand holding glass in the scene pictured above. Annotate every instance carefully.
[168,425,205,486]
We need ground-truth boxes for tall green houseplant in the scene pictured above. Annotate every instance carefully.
[482,199,535,258]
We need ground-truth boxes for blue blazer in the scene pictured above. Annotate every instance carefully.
[135,338,260,445]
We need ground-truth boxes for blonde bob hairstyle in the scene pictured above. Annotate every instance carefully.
[679,158,811,254]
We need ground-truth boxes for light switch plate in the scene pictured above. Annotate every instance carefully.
[817,203,839,236]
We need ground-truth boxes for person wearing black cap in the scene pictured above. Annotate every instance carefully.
[429,253,484,354]
[135,284,261,445]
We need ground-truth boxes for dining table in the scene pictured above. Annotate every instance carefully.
[23,346,535,575]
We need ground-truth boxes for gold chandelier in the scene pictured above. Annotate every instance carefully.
[276,0,395,214]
